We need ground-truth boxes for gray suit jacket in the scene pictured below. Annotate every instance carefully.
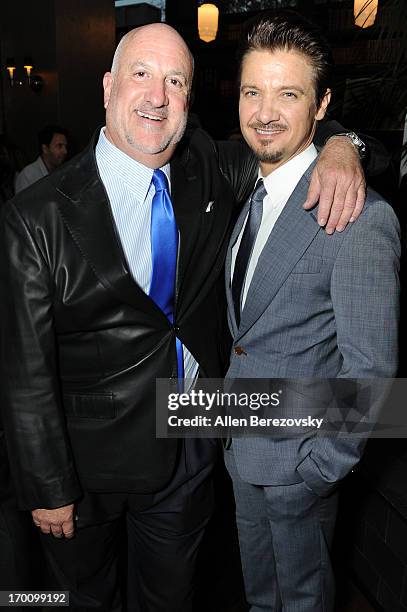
[225,159,400,496]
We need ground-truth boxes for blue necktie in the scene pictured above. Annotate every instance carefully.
[232,179,266,327]
[149,169,184,382]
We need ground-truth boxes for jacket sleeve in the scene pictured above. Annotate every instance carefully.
[315,118,391,177]
[333,201,400,379]
[297,200,400,496]
[0,202,82,510]
[216,140,258,206]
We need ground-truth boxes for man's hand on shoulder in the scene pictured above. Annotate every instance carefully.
[32,503,75,539]
[304,136,366,234]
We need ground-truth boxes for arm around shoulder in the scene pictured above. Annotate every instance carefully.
[315,118,390,177]
[216,139,258,206]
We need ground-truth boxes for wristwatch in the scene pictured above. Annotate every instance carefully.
[331,131,367,160]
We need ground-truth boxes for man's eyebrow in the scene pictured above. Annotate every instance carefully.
[240,84,306,94]
[128,60,151,71]
[278,85,305,94]
[167,71,188,80]
[240,84,260,91]
[128,61,188,82]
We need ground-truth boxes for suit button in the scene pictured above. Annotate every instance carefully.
[174,326,180,332]
[234,346,247,356]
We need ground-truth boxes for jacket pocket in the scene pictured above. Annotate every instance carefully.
[291,256,322,274]
[63,392,116,419]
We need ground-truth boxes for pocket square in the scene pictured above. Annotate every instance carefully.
[205,201,214,213]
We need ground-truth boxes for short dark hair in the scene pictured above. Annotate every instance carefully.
[38,125,68,153]
[238,10,333,108]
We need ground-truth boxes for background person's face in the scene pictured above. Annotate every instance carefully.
[43,133,68,169]
[103,27,192,168]
[239,48,330,176]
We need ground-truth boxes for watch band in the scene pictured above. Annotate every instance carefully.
[330,131,367,160]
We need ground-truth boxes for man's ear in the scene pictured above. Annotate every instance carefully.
[316,88,331,121]
[103,72,113,110]
[41,143,48,156]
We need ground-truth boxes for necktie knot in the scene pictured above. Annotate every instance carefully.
[251,179,267,204]
[152,169,168,192]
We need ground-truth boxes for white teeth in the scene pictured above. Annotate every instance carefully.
[137,111,163,121]
[256,129,281,135]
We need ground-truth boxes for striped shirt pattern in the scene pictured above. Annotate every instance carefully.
[96,128,198,381]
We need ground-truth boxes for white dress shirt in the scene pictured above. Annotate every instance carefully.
[15,156,49,193]
[231,144,318,308]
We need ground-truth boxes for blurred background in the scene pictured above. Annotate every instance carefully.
[0,0,406,190]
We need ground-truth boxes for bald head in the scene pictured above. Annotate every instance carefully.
[103,22,193,168]
[111,24,194,80]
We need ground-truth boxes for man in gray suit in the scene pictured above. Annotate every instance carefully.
[224,11,400,612]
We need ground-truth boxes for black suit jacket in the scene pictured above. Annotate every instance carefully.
[0,128,257,510]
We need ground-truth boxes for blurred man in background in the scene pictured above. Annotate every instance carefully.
[15,124,68,193]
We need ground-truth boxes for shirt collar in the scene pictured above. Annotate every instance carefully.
[96,127,171,200]
[258,144,318,203]
[38,156,49,175]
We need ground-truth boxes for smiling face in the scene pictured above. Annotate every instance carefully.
[103,24,193,168]
[239,48,331,176]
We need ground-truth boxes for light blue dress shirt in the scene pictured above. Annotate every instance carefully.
[96,128,198,381]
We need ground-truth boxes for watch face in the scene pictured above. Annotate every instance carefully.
[347,133,366,157]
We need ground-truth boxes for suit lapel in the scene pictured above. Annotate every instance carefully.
[170,139,235,322]
[55,142,167,322]
[235,164,321,341]
[170,149,202,312]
